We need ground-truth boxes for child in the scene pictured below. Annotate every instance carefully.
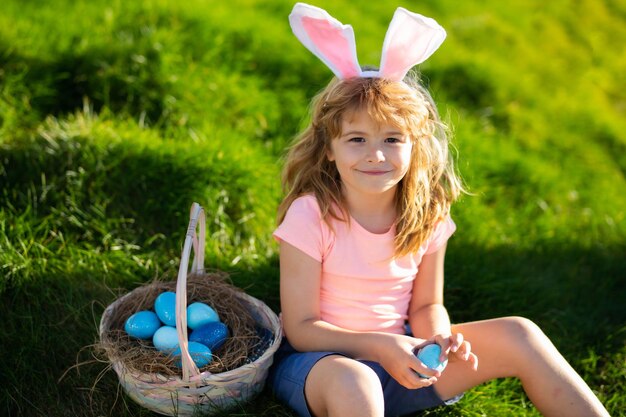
[268,3,611,417]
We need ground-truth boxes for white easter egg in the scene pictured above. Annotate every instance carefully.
[152,325,179,352]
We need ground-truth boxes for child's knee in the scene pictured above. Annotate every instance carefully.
[326,357,382,395]
[502,316,544,340]
[306,356,384,415]
[307,356,382,398]
[497,316,552,364]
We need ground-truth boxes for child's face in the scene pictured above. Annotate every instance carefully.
[327,107,413,200]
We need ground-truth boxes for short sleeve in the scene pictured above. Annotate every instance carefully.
[424,216,456,255]
[273,195,327,262]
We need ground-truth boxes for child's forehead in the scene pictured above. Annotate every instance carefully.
[340,106,405,132]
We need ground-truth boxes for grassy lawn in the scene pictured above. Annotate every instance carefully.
[1,0,624,416]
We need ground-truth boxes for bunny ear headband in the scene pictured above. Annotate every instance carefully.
[289,2,446,81]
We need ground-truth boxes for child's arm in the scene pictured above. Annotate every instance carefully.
[409,244,478,369]
[279,241,441,388]
[408,243,452,338]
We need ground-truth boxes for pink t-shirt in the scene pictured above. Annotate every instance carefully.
[274,195,456,335]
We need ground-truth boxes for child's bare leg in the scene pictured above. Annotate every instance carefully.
[434,317,609,417]
[304,355,385,417]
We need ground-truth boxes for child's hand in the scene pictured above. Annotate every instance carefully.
[372,333,442,390]
[433,332,478,370]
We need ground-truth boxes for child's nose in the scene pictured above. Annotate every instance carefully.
[367,147,385,163]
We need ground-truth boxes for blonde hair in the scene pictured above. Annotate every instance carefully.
[277,73,465,257]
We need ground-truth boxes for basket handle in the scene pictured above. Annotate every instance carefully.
[175,202,207,382]
[190,205,205,274]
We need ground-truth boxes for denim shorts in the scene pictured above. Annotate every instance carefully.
[267,339,462,417]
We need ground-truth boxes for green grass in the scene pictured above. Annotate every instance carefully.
[1,0,624,416]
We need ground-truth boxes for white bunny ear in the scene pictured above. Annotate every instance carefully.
[289,3,362,79]
[379,7,446,81]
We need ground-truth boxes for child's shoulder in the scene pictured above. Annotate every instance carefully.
[285,193,322,218]
[283,194,345,231]
[276,194,330,245]
[285,194,322,221]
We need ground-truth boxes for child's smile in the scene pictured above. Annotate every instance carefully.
[327,108,413,200]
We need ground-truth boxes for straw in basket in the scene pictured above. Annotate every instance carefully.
[99,203,283,416]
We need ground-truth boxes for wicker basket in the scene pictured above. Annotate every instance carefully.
[99,203,282,416]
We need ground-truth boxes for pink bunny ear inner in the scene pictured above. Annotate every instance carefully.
[301,17,361,79]
[379,8,446,81]
[289,3,361,79]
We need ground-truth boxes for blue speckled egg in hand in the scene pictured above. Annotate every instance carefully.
[189,321,229,351]
[415,343,448,378]
[152,325,179,352]
[154,291,177,326]
[124,310,161,339]
[186,302,219,329]
[172,342,213,368]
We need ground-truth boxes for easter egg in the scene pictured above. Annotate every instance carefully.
[172,342,213,368]
[124,310,161,339]
[189,321,229,351]
[154,291,176,326]
[186,302,219,330]
[152,325,179,352]
[415,344,448,378]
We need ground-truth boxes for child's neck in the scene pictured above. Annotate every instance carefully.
[343,189,397,234]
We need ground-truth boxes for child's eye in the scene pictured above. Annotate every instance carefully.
[385,137,402,143]
[348,137,365,143]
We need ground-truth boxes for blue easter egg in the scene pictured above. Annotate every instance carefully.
[152,325,179,352]
[124,310,161,339]
[189,321,229,351]
[154,291,176,326]
[415,344,448,378]
[172,342,213,368]
[186,302,219,330]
